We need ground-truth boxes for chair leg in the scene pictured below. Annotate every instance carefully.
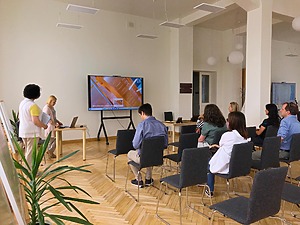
[179,190,182,225]
[156,182,170,225]
[210,210,217,225]
[105,154,116,182]
[186,186,211,219]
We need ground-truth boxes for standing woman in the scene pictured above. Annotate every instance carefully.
[43,95,62,159]
[198,104,227,147]
[206,111,248,197]
[252,103,280,146]
[19,84,48,167]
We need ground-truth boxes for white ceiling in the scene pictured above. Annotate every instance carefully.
[53,0,300,44]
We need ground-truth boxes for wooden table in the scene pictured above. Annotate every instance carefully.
[55,127,87,161]
[163,120,196,144]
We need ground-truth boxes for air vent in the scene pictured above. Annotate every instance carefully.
[66,4,99,14]
[193,3,225,13]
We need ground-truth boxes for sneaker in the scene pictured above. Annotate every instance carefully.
[131,179,144,188]
[145,178,154,186]
[205,189,213,197]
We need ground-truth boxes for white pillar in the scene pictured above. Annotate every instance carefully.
[244,0,273,126]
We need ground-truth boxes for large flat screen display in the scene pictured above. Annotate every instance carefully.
[88,75,143,111]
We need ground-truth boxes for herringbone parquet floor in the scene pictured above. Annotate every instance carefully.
[41,137,300,225]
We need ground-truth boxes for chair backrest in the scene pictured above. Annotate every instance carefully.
[115,129,135,155]
[140,136,165,169]
[246,167,288,224]
[260,136,280,169]
[246,126,256,141]
[177,133,200,161]
[265,125,279,138]
[180,125,197,134]
[227,142,253,179]
[289,133,300,162]
[179,147,210,189]
[211,129,227,145]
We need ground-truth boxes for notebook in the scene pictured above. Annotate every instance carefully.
[59,116,78,128]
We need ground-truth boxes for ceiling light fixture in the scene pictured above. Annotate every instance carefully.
[66,4,99,14]
[136,34,158,39]
[160,0,184,28]
[193,3,225,13]
[56,23,83,29]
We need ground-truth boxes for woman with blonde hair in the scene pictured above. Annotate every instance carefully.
[42,95,62,158]
[228,102,239,113]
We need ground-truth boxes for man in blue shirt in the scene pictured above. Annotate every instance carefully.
[127,103,168,187]
[277,102,300,159]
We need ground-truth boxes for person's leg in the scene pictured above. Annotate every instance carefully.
[279,150,290,159]
[207,172,215,193]
[252,150,262,160]
[23,137,39,168]
[47,137,56,157]
[127,150,142,181]
[145,167,152,180]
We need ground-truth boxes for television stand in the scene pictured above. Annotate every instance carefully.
[97,110,135,145]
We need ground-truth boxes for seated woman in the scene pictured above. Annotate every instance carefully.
[206,111,248,197]
[252,103,280,146]
[228,101,239,113]
[198,104,227,147]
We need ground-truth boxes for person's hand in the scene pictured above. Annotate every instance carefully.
[209,144,219,148]
[43,124,48,129]
[199,114,204,120]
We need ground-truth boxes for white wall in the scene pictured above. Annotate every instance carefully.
[0,0,171,139]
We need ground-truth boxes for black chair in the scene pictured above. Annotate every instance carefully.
[281,182,300,219]
[279,133,300,181]
[163,132,199,172]
[125,136,165,202]
[209,167,288,225]
[105,129,135,182]
[215,142,254,197]
[168,125,197,148]
[156,147,211,225]
[265,125,279,137]
[246,126,256,142]
[251,136,280,171]
[209,129,227,155]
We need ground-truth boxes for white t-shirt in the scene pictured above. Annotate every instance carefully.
[209,130,248,174]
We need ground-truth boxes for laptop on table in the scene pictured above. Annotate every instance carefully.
[59,116,78,128]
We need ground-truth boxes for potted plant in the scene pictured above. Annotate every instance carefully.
[10,110,21,141]
[12,133,99,225]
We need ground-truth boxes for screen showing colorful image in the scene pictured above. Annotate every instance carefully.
[88,75,143,111]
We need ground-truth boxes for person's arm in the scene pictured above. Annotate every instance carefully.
[277,119,288,142]
[132,123,143,149]
[198,135,206,142]
[256,126,266,135]
[32,116,47,129]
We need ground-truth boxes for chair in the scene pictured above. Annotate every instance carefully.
[215,142,254,197]
[125,136,165,202]
[156,147,211,225]
[163,132,199,172]
[279,133,300,181]
[105,129,135,182]
[265,125,279,137]
[251,136,280,171]
[168,124,197,148]
[281,182,300,219]
[209,167,288,225]
[246,126,256,142]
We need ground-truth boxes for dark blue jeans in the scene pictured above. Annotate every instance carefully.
[207,165,215,192]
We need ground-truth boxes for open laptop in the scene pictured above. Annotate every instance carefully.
[59,116,78,128]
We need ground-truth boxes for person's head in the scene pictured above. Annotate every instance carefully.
[227,111,248,139]
[265,103,280,126]
[228,102,239,112]
[280,102,299,118]
[46,95,57,107]
[203,104,226,127]
[138,103,152,120]
[23,84,41,100]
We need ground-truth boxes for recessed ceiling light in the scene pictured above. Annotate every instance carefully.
[56,23,83,29]
[66,4,99,14]
[285,53,298,57]
[136,34,158,39]
[159,21,184,28]
[193,3,225,13]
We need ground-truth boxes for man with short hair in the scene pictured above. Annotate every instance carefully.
[277,102,300,159]
[127,103,168,187]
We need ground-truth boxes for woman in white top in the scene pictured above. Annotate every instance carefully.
[42,95,62,158]
[206,111,248,197]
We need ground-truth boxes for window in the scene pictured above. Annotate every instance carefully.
[202,75,209,103]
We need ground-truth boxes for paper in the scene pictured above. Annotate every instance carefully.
[41,112,50,125]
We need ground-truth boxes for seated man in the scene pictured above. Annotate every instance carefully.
[252,102,300,160]
[127,103,168,187]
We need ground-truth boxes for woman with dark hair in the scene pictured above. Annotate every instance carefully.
[253,103,280,146]
[198,104,227,147]
[206,111,248,197]
[19,84,48,167]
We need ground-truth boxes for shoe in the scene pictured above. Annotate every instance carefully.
[145,178,154,186]
[205,189,213,197]
[131,179,144,188]
[47,151,56,159]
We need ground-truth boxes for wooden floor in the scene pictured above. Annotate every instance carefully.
[41,137,300,225]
